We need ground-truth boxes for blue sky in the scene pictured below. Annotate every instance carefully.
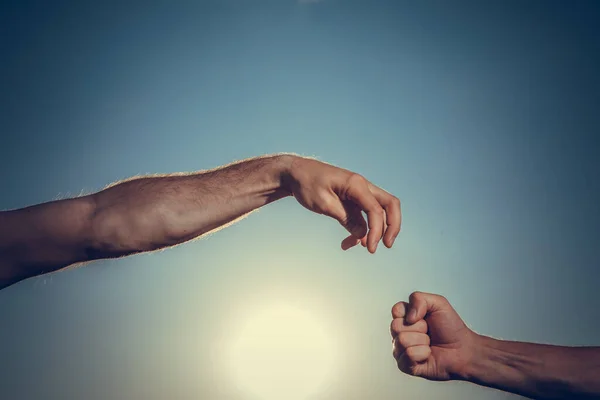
[1,1,599,399]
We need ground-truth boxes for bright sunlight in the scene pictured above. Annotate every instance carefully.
[228,303,337,400]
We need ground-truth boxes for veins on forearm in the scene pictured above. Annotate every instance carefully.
[470,337,600,400]
[89,154,292,258]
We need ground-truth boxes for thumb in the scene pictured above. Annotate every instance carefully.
[407,291,447,324]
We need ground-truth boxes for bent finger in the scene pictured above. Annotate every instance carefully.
[345,178,385,253]
[390,318,428,337]
[369,183,401,248]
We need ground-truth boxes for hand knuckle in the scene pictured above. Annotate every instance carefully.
[436,294,449,304]
[347,173,367,186]
[410,291,423,301]
[317,193,335,212]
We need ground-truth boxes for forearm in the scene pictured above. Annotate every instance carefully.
[89,154,295,258]
[461,334,600,399]
[0,154,295,289]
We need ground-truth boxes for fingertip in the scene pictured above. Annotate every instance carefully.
[383,236,393,248]
[368,242,377,254]
[372,235,382,253]
[391,302,407,318]
[341,236,360,251]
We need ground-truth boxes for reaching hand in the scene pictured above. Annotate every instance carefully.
[390,292,476,381]
[284,156,401,253]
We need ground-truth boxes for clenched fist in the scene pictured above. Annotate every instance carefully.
[390,291,476,381]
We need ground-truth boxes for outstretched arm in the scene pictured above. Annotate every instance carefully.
[391,292,600,400]
[1,154,401,290]
[462,335,600,399]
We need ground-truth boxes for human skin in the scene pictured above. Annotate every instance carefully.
[0,153,401,290]
[390,291,600,399]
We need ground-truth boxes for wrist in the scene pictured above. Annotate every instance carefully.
[454,333,495,382]
[276,153,300,195]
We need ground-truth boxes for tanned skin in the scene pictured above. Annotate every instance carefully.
[0,154,401,290]
[391,292,600,399]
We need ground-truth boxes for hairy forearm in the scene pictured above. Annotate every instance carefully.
[462,334,600,399]
[0,154,295,288]
[89,154,294,258]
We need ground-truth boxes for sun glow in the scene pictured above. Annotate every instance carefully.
[228,303,337,400]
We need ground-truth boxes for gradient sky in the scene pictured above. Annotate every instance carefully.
[1,1,599,399]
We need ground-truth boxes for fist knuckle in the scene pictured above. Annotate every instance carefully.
[410,291,423,301]
[436,294,449,304]
[391,196,401,207]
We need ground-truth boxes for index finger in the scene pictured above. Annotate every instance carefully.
[344,175,385,253]
[392,301,408,318]
[369,183,401,248]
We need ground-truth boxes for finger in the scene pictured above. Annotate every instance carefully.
[404,345,431,363]
[390,318,428,337]
[391,301,408,318]
[323,196,368,243]
[393,332,430,358]
[342,201,368,239]
[397,345,432,370]
[341,235,360,250]
[368,183,401,248]
[398,332,430,350]
[344,175,385,253]
[407,291,446,324]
